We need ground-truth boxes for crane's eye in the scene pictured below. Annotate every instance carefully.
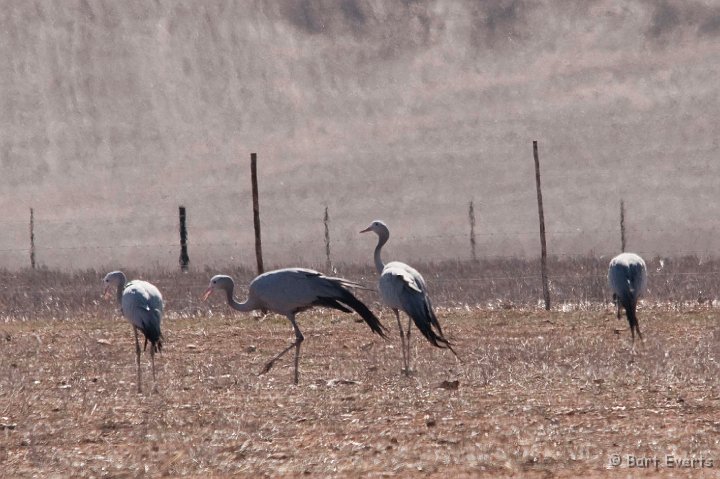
[212,280,216,284]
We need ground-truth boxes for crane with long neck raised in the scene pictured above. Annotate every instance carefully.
[361,220,456,376]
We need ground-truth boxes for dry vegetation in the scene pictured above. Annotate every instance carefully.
[2,259,720,477]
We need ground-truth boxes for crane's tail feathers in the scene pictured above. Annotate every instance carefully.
[626,304,641,341]
[325,276,377,292]
[342,292,388,339]
[313,297,353,314]
[139,309,163,353]
[318,288,388,339]
[147,339,162,354]
[142,335,162,354]
[142,326,162,344]
[627,279,636,296]
[145,335,162,354]
[416,321,456,354]
[401,293,456,355]
[424,296,446,336]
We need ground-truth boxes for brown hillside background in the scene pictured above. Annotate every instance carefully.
[2,0,720,271]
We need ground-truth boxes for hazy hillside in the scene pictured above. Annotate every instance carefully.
[1,0,720,270]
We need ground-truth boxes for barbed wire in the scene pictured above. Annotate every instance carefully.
[0,215,708,239]
[0,268,719,295]
[1,203,719,276]
[0,227,715,249]
[0,247,718,265]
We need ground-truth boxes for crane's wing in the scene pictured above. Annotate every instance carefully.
[252,268,387,338]
[381,265,455,354]
[121,281,163,344]
[608,254,647,307]
[629,261,647,297]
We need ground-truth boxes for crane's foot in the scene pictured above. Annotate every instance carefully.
[259,361,275,375]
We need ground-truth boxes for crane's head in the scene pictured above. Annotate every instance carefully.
[360,220,389,237]
[102,271,126,299]
[202,275,234,301]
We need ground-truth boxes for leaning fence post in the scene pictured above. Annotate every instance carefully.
[179,206,189,272]
[250,153,264,275]
[533,141,551,310]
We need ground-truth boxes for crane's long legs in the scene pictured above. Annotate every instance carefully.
[613,293,621,320]
[293,340,302,385]
[150,344,158,393]
[260,314,305,384]
[133,328,142,394]
[150,347,156,381]
[405,315,413,374]
[630,323,642,345]
[394,309,409,376]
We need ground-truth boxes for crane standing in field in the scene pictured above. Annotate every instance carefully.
[608,253,647,344]
[202,268,387,384]
[103,271,164,393]
[361,220,456,375]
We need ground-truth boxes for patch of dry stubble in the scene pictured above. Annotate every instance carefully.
[1,306,720,477]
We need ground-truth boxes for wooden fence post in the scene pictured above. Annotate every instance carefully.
[324,206,332,272]
[29,208,36,269]
[179,206,189,271]
[468,200,477,262]
[533,141,551,310]
[620,199,626,252]
[251,153,264,275]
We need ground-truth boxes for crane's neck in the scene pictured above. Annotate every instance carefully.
[224,283,256,313]
[115,272,127,306]
[374,232,389,275]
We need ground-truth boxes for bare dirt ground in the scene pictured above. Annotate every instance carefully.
[2,306,720,478]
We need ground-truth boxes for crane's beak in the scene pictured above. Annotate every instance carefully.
[360,226,372,233]
[201,287,213,302]
[102,285,112,300]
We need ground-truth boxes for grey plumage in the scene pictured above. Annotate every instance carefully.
[608,253,647,344]
[361,220,456,376]
[103,270,164,393]
[203,267,387,384]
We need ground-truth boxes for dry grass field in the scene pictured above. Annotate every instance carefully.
[2,300,720,477]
